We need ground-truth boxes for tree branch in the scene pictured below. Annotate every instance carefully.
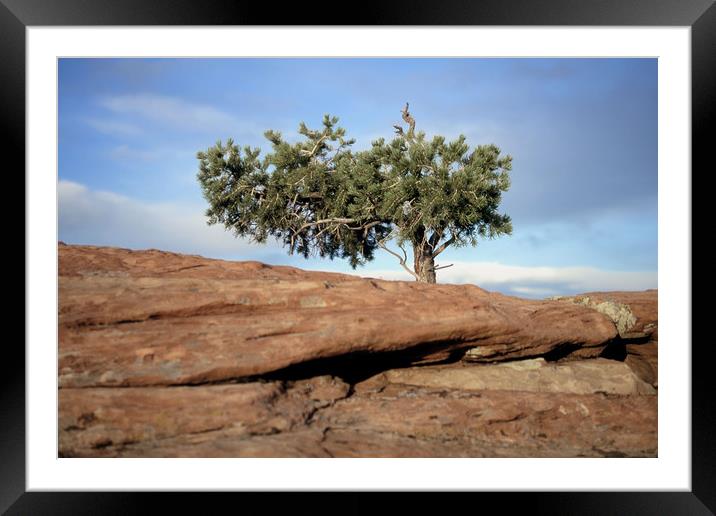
[377,240,419,280]
[299,192,324,200]
[401,102,416,138]
[432,235,456,258]
[290,217,384,253]
[427,229,443,250]
[297,217,357,231]
[396,240,408,262]
[299,134,329,158]
[290,217,356,251]
[432,263,454,271]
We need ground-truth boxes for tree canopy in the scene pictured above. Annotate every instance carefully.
[197,104,513,283]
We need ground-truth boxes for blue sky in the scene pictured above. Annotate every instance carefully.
[58,58,657,297]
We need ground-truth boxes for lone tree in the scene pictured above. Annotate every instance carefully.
[197,104,513,283]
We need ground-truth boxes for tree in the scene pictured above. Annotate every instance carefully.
[197,104,513,284]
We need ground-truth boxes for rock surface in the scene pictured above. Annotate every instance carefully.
[549,291,657,337]
[59,245,618,388]
[61,377,656,458]
[362,357,656,396]
[60,376,350,457]
[549,291,658,386]
[58,244,658,458]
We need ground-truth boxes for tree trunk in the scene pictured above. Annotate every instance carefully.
[413,244,436,284]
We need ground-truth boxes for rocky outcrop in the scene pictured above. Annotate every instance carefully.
[548,291,658,387]
[59,245,618,388]
[61,376,656,458]
[59,375,350,457]
[548,291,657,338]
[361,357,656,396]
[58,244,657,457]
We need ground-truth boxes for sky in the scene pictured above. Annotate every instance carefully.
[58,58,657,298]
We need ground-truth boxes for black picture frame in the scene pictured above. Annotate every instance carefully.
[5,0,710,513]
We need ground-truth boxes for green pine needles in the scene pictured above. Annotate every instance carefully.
[197,104,513,283]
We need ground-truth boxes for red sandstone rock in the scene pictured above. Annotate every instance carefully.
[362,357,656,395]
[562,291,658,386]
[59,375,350,457]
[317,383,657,458]
[541,290,658,387]
[57,244,657,458]
[576,290,658,334]
[59,245,618,388]
[59,374,656,458]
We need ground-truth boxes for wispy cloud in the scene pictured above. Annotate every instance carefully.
[98,94,239,133]
[58,180,279,259]
[58,180,656,298]
[356,261,656,298]
[105,144,198,163]
[108,144,162,162]
[84,117,143,136]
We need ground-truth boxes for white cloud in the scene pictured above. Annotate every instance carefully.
[98,94,240,133]
[84,117,143,136]
[355,261,657,298]
[108,144,163,161]
[58,180,657,298]
[105,144,198,163]
[58,180,278,259]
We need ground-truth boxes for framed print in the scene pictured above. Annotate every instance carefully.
[6,0,712,513]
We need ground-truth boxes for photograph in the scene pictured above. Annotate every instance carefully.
[57,57,659,458]
[6,0,708,508]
